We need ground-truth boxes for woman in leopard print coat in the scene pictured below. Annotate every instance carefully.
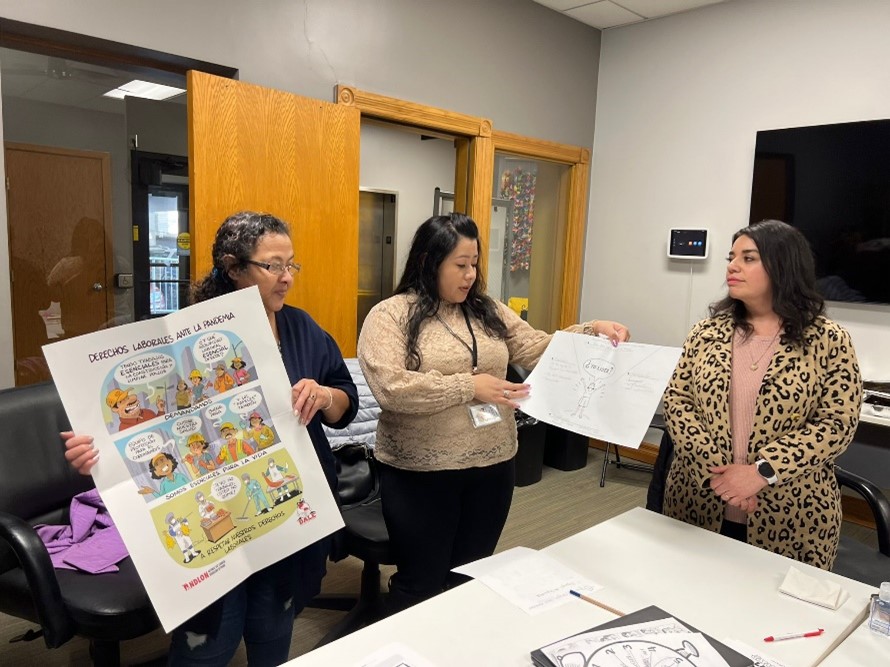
[663,220,862,569]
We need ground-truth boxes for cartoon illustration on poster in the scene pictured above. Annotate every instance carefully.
[42,287,343,632]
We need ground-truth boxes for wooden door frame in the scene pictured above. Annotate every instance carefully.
[335,85,494,268]
[5,141,115,320]
[335,85,589,329]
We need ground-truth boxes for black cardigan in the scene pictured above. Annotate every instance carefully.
[276,304,359,492]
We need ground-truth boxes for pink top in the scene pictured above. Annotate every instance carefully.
[726,328,781,524]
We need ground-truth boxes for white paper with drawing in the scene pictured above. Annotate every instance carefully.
[42,287,343,632]
[540,618,732,667]
[452,546,603,615]
[518,332,681,447]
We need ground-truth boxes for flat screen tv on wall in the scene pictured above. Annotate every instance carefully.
[750,119,890,305]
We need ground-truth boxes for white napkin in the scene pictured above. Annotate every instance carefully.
[778,566,847,610]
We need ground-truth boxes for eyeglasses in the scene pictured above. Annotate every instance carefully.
[244,259,301,276]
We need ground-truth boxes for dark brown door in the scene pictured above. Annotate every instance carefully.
[5,142,113,385]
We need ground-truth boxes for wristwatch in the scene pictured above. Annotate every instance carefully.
[755,458,778,485]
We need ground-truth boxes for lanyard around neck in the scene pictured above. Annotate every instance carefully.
[436,305,478,373]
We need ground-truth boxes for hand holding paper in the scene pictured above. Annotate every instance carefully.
[518,332,681,447]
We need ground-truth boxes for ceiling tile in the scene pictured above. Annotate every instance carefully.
[616,0,726,19]
[565,1,643,29]
[20,78,113,108]
[534,0,594,10]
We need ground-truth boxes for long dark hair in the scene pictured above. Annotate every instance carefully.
[710,219,824,345]
[395,213,508,370]
[191,211,290,304]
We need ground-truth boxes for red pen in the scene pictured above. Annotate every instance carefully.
[764,628,824,642]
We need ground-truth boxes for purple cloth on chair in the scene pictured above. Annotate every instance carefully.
[35,488,129,574]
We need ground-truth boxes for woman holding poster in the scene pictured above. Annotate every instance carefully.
[63,212,358,665]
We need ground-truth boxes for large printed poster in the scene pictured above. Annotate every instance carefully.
[43,287,344,631]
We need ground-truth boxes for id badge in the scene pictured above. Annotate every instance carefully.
[468,402,502,428]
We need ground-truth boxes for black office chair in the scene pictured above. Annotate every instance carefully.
[645,432,890,586]
[644,427,674,514]
[310,442,395,647]
[832,466,890,588]
[0,382,159,666]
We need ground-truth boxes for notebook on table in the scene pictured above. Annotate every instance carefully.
[531,605,753,667]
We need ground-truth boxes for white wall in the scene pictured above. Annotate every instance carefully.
[585,0,890,380]
[125,97,188,157]
[0,0,600,145]
[359,122,456,277]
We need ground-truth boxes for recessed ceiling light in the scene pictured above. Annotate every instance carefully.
[103,80,185,101]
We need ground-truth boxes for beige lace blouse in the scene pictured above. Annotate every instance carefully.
[357,293,589,471]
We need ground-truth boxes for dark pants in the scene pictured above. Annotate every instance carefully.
[720,518,747,543]
[168,564,295,666]
[379,458,515,613]
[167,542,327,666]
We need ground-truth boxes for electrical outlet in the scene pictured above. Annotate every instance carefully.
[115,273,134,289]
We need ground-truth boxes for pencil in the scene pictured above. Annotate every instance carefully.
[569,589,625,616]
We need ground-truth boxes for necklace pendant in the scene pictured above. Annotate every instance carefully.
[750,362,758,371]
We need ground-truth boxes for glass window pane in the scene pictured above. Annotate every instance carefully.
[148,193,181,314]
[492,153,570,331]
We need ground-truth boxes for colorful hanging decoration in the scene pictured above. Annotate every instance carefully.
[499,164,537,271]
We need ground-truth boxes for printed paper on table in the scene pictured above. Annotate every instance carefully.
[42,287,344,631]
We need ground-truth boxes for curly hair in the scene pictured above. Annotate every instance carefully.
[394,213,508,370]
[191,211,290,304]
[710,219,825,345]
[148,452,179,480]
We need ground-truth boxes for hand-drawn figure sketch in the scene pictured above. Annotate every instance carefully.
[558,638,706,667]
[572,358,615,418]
[544,619,733,667]
[520,333,681,447]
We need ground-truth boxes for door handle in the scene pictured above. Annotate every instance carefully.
[92,283,104,291]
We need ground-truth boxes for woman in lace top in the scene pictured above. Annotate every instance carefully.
[358,212,630,612]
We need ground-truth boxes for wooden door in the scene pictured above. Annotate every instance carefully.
[188,72,361,356]
[4,142,113,386]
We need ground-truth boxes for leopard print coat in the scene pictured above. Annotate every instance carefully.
[662,313,862,569]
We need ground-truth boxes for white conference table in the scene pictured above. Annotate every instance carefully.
[286,508,880,667]
[818,620,887,666]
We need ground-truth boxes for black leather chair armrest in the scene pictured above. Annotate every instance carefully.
[0,510,74,646]
[836,466,890,556]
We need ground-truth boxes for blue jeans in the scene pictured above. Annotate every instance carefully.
[168,555,301,666]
